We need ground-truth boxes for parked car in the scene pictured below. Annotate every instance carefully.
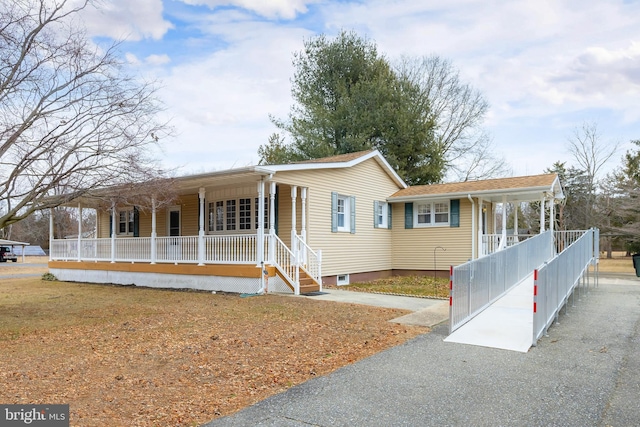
[0,246,18,262]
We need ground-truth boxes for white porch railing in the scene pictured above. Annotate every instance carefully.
[51,235,257,265]
[269,234,299,294]
[204,234,257,264]
[295,235,322,290]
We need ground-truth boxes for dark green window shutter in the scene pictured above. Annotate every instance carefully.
[373,200,379,228]
[404,203,413,229]
[133,206,140,237]
[388,203,392,229]
[109,210,113,237]
[350,195,356,234]
[450,199,460,228]
[331,192,338,233]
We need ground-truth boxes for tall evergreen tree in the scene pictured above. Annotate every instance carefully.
[261,31,443,185]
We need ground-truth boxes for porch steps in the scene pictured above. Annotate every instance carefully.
[276,268,321,294]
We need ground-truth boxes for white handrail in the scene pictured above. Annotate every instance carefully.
[295,235,322,291]
[268,234,299,295]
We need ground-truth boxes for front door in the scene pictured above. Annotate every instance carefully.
[167,206,181,260]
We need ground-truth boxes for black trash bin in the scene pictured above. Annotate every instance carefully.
[633,254,640,277]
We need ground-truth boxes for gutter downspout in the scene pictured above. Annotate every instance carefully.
[468,194,475,260]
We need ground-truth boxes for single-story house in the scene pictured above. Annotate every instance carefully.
[49,150,564,294]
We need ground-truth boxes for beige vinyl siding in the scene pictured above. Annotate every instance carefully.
[97,211,110,238]
[139,210,152,237]
[180,194,199,236]
[276,184,299,247]
[391,198,474,270]
[275,158,402,277]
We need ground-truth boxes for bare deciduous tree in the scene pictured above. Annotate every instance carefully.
[566,121,620,227]
[0,0,170,230]
[567,122,620,187]
[395,55,509,181]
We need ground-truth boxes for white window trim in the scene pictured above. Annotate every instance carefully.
[336,194,350,233]
[375,201,389,229]
[414,200,450,228]
[208,197,267,234]
[337,274,350,286]
[117,209,134,236]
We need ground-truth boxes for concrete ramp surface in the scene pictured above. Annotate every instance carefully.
[444,273,534,352]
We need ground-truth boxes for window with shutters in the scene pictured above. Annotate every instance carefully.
[331,192,355,233]
[415,200,449,227]
[374,201,390,229]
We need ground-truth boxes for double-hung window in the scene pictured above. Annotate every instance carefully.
[415,201,449,227]
[374,201,390,229]
[332,192,355,233]
[117,210,134,235]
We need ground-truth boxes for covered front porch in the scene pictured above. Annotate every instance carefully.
[470,179,564,259]
[49,168,321,295]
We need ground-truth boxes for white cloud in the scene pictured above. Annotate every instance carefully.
[145,54,171,65]
[149,22,309,172]
[179,0,319,20]
[78,0,173,41]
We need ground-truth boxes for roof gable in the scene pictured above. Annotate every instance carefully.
[268,150,407,188]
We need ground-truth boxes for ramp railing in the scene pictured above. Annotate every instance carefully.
[450,230,554,334]
[533,228,599,345]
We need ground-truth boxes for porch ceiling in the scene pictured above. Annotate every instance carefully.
[173,167,274,194]
[58,167,275,209]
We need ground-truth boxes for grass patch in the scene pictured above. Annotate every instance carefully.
[342,275,450,298]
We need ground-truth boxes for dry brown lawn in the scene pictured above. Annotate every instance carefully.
[595,251,636,274]
[0,275,425,427]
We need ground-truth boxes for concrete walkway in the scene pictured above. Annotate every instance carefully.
[204,274,640,427]
[294,288,450,327]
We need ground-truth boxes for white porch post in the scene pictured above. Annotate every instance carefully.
[300,187,307,265]
[269,182,276,262]
[257,180,265,268]
[198,188,205,266]
[468,195,476,260]
[540,196,546,233]
[301,187,307,243]
[110,201,116,263]
[478,197,484,256]
[549,196,555,235]
[498,195,507,250]
[150,197,157,264]
[514,204,519,237]
[291,186,297,255]
[77,202,83,262]
[49,208,54,261]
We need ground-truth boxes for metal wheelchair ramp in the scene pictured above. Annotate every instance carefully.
[444,273,534,353]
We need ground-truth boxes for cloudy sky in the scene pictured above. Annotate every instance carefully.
[79,0,640,180]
